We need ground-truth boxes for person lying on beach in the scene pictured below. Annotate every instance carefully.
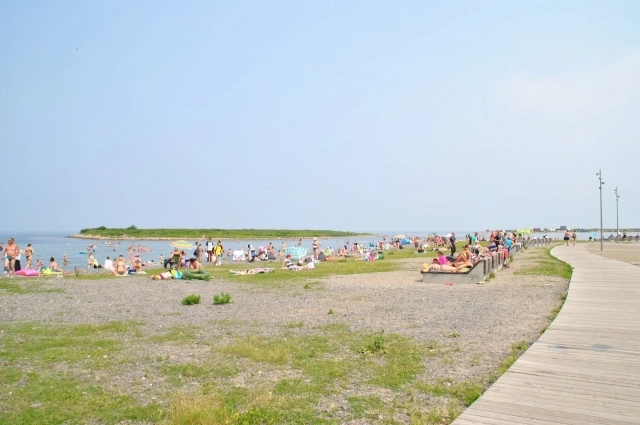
[111,255,127,276]
[229,268,274,275]
[281,254,315,271]
[421,262,459,273]
[189,258,202,270]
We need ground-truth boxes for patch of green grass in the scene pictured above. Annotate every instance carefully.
[182,294,201,305]
[283,321,304,329]
[213,292,232,305]
[198,258,403,287]
[0,321,143,366]
[0,280,64,294]
[0,321,159,424]
[418,379,485,407]
[514,247,573,279]
[168,386,330,425]
[148,324,200,344]
[447,332,460,338]
[489,340,530,383]
[359,330,386,354]
[327,308,334,315]
[347,395,384,420]
[0,373,164,424]
[217,324,426,394]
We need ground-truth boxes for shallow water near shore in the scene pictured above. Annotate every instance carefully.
[0,230,611,270]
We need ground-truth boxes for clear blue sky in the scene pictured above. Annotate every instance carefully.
[2,1,639,232]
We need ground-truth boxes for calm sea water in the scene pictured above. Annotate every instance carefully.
[0,230,613,270]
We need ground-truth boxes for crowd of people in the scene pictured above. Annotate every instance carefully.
[6,230,636,279]
[419,230,533,274]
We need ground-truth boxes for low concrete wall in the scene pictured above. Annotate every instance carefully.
[422,245,524,284]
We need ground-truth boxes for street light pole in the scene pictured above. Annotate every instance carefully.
[597,170,604,251]
[615,187,620,243]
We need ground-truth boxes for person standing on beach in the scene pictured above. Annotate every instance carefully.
[205,238,214,263]
[214,240,224,265]
[449,232,457,257]
[24,243,34,270]
[571,231,577,246]
[63,254,68,266]
[4,238,20,277]
[564,230,571,246]
[312,237,321,260]
[194,242,203,262]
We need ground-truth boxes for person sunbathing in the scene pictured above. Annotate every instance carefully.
[50,257,64,273]
[422,262,459,273]
[189,258,202,270]
[436,251,449,265]
[281,254,294,270]
[171,248,181,269]
[111,255,127,276]
[133,254,142,272]
[230,268,275,275]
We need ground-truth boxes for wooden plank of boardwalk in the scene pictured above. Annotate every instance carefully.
[452,244,640,424]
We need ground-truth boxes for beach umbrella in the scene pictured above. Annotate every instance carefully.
[590,232,598,239]
[285,246,308,260]
[171,240,194,249]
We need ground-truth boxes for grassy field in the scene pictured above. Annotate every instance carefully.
[0,318,530,425]
[514,245,573,279]
[77,227,366,239]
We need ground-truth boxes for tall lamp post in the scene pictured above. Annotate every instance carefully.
[597,170,604,251]
[614,187,620,243]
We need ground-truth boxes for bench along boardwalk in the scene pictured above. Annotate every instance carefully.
[453,244,640,424]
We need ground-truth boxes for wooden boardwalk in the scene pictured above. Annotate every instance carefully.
[452,244,640,424]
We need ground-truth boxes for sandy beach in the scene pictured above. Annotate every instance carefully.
[586,241,640,263]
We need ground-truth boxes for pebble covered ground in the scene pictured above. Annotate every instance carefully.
[0,245,572,422]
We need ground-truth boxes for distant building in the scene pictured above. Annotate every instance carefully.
[533,228,542,232]
[559,225,567,231]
